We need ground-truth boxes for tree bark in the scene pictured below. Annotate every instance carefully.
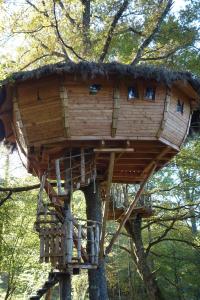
[59,273,71,300]
[83,182,108,300]
[125,215,165,300]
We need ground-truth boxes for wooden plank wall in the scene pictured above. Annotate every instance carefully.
[16,76,64,144]
[14,74,191,149]
[160,87,191,147]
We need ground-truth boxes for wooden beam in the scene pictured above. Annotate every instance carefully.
[111,86,120,137]
[13,92,28,146]
[105,164,156,255]
[157,87,171,138]
[142,146,171,176]
[99,152,115,258]
[182,112,192,145]
[60,85,70,137]
[94,148,134,153]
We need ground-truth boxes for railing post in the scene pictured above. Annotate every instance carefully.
[66,220,73,263]
[55,159,63,195]
[94,224,100,265]
[89,226,95,264]
[77,224,82,261]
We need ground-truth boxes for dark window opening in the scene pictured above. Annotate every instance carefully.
[145,87,155,100]
[177,99,184,114]
[128,87,139,100]
[89,84,102,95]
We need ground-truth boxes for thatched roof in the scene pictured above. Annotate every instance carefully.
[2,61,200,95]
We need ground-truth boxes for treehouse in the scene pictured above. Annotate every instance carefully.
[0,62,200,298]
[1,62,199,185]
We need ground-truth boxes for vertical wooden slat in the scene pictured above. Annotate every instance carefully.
[50,228,55,266]
[13,91,28,146]
[45,229,50,263]
[89,226,95,264]
[111,86,120,137]
[81,148,85,185]
[157,87,171,138]
[55,159,63,195]
[60,85,71,137]
[77,224,82,261]
[94,224,100,264]
[100,152,115,258]
[66,220,73,263]
[39,228,45,263]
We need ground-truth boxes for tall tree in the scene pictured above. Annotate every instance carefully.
[0,0,199,75]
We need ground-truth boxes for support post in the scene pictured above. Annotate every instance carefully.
[59,155,72,300]
[99,152,115,258]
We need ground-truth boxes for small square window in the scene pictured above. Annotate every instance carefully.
[89,84,102,95]
[177,100,184,114]
[145,87,155,100]
[128,87,139,100]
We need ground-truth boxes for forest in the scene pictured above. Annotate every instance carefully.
[0,0,200,299]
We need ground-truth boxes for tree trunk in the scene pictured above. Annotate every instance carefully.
[59,273,71,300]
[83,182,108,300]
[125,215,165,300]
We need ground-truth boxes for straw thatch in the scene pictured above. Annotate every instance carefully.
[2,61,200,95]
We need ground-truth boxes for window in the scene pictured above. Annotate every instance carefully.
[89,84,102,95]
[145,87,155,100]
[128,86,139,100]
[176,99,184,114]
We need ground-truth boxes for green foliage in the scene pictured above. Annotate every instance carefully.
[0,0,199,74]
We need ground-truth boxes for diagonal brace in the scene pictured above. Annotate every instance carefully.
[105,163,156,256]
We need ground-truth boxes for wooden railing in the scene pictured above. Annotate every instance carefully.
[35,217,100,269]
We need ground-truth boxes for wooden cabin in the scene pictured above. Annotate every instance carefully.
[0,62,200,184]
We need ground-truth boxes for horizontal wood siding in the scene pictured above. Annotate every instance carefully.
[14,75,191,148]
[117,82,165,138]
[16,76,65,143]
[65,77,113,137]
[160,87,191,147]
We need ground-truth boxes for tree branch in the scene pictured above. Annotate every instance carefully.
[53,0,84,61]
[140,46,183,62]
[0,191,12,207]
[131,0,173,65]
[20,54,57,71]
[0,184,40,193]
[57,0,78,27]
[81,0,91,53]
[99,0,130,62]
[145,218,176,255]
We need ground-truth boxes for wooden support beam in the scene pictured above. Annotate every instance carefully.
[55,159,64,196]
[94,148,134,153]
[99,152,115,258]
[157,87,171,138]
[60,85,70,137]
[111,86,120,137]
[142,146,171,176]
[13,93,28,146]
[105,164,156,256]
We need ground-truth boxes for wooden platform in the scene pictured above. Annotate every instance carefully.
[107,206,153,221]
